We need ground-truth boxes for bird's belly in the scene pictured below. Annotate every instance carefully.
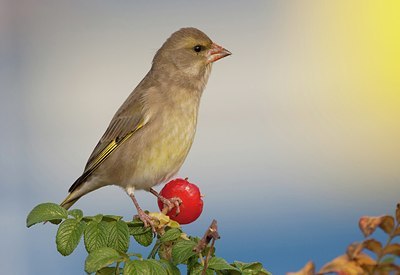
[115,113,197,190]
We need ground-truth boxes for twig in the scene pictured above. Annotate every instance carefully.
[193,220,220,275]
[194,219,220,253]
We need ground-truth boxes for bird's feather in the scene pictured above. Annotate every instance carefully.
[68,90,149,193]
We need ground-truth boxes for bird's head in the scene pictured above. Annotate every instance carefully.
[152,27,231,80]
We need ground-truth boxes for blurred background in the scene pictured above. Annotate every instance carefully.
[1,0,399,274]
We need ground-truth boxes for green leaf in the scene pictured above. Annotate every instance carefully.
[129,224,153,247]
[84,220,108,253]
[146,259,167,274]
[172,239,197,265]
[85,247,122,274]
[159,259,180,275]
[68,209,83,220]
[187,255,200,273]
[123,259,165,275]
[96,267,118,275]
[103,215,123,222]
[258,269,272,275]
[104,220,130,252]
[233,261,271,275]
[83,214,103,223]
[160,228,181,243]
[208,257,239,271]
[26,203,68,227]
[133,231,153,247]
[190,263,214,275]
[56,218,85,256]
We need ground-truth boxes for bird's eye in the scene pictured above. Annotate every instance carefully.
[193,45,203,53]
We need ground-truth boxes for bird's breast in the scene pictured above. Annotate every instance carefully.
[121,88,201,189]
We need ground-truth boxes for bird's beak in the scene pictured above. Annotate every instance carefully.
[206,43,232,64]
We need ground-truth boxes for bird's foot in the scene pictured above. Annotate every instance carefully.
[150,188,182,216]
[134,209,157,232]
[160,196,182,216]
[128,191,157,232]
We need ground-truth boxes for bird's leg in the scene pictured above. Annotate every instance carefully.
[128,191,156,232]
[149,188,182,216]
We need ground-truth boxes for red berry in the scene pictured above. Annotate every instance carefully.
[158,178,203,224]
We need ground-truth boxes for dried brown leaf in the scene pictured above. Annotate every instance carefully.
[318,255,365,275]
[359,263,374,274]
[374,262,400,274]
[362,239,382,255]
[346,242,364,260]
[359,215,394,237]
[359,216,380,237]
[396,203,400,223]
[393,226,400,237]
[354,252,376,266]
[382,243,400,257]
[379,215,395,235]
[286,261,315,275]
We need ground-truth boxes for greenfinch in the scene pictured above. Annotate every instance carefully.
[60,27,231,229]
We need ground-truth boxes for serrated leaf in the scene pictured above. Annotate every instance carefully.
[129,224,153,247]
[96,267,118,275]
[259,268,272,275]
[208,257,238,271]
[49,219,62,225]
[85,247,122,274]
[127,218,144,227]
[172,239,197,264]
[133,232,153,247]
[26,203,68,227]
[68,209,83,220]
[129,224,149,235]
[83,214,103,223]
[243,262,263,271]
[233,261,271,275]
[84,220,108,253]
[160,228,182,243]
[103,215,123,222]
[104,220,130,252]
[56,218,85,256]
[123,259,165,275]
[146,259,167,274]
[190,263,214,275]
[159,259,180,275]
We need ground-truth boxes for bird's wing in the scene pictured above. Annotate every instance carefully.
[68,91,149,193]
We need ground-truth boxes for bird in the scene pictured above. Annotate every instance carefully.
[60,27,231,230]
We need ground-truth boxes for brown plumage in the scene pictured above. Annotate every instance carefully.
[60,27,231,229]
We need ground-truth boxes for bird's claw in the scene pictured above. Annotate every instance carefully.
[134,210,156,232]
[160,196,182,216]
